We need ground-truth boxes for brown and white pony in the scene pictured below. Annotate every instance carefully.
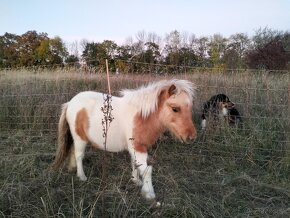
[53,79,197,202]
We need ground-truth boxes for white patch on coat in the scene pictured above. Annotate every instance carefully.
[201,119,207,130]
[222,107,228,116]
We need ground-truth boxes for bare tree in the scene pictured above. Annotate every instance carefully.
[226,33,250,68]
[147,32,162,49]
[195,36,209,59]
[165,30,181,51]
[135,30,147,43]
[79,39,89,55]
[67,40,79,57]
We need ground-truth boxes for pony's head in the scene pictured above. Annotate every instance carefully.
[158,82,197,143]
[122,79,197,145]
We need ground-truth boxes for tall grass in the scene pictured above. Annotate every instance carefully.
[0,68,290,217]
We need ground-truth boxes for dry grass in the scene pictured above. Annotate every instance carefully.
[0,68,290,217]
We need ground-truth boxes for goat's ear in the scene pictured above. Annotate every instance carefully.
[168,84,176,96]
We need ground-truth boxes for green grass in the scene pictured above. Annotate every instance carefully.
[0,68,290,217]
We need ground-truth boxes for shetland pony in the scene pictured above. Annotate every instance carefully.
[52,79,197,201]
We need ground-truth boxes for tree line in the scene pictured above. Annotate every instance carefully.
[0,28,289,71]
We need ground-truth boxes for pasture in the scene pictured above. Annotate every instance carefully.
[0,68,290,217]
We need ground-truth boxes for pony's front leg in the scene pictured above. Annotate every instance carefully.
[129,149,155,200]
[130,158,143,186]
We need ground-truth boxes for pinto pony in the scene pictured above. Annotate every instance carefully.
[52,79,197,201]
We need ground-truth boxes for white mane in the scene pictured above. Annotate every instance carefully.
[120,79,196,119]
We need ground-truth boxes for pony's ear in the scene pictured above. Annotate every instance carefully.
[168,84,177,96]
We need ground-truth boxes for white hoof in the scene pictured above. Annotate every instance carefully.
[155,201,161,207]
[78,174,87,181]
[142,190,156,200]
[131,177,143,186]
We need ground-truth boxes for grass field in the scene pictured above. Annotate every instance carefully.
[0,68,290,217]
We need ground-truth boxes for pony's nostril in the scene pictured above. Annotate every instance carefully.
[189,133,197,141]
[186,135,195,143]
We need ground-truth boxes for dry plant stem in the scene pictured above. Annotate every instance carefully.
[106,59,111,95]
[100,59,113,217]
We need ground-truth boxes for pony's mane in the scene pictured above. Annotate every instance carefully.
[120,79,196,119]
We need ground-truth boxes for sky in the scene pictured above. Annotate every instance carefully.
[1,0,289,44]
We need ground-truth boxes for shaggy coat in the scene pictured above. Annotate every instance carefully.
[53,79,197,202]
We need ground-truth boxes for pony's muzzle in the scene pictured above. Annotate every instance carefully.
[181,136,196,144]
[186,135,197,143]
[182,128,197,144]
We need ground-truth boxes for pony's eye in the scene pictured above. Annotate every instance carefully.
[172,107,180,113]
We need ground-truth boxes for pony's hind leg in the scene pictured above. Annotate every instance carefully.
[74,139,88,181]
[67,146,77,172]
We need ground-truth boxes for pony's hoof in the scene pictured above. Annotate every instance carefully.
[78,175,87,181]
[131,178,143,186]
[153,201,161,208]
[142,191,156,201]
[147,200,162,208]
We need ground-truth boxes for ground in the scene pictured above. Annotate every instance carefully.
[0,69,290,217]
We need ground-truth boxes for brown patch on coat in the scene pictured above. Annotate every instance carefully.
[75,108,89,141]
[178,108,197,139]
[75,108,102,149]
[133,112,165,153]
[132,90,169,153]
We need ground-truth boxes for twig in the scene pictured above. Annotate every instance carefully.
[100,59,114,217]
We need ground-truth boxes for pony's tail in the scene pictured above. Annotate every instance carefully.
[52,103,73,169]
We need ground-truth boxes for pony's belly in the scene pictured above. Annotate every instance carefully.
[100,140,126,152]
[87,103,133,153]
[90,137,127,152]
[88,125,128,153]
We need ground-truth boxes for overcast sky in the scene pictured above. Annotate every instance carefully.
[1,0,289,44]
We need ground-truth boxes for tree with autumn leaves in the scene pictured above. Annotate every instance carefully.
[0,31,68,68]
[0,28,289,71]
